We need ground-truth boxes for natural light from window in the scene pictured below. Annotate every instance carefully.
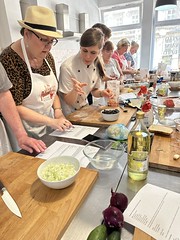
[153,1,180,71]
[104,7,140,27]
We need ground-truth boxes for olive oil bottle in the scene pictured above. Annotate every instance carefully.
[127,111,151,181]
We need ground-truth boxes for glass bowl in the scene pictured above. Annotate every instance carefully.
[83,139,124,170]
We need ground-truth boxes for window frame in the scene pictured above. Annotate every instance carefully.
[152,1,180,69]
[101,2,142,31]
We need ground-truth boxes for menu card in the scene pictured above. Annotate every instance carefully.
[49,125,99,139]
[124,184,180,240]
[37,141,99,168]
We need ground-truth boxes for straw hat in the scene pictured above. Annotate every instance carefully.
[18,5,62,38]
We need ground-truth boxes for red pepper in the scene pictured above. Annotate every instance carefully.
[142,101,152,112]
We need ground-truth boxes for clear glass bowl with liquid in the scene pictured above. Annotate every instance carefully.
[83,139,124,170]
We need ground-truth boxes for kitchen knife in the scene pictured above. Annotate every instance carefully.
[0,180,22,218]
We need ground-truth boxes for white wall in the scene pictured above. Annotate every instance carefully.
[0,0,100,50]
[0,0,22,50]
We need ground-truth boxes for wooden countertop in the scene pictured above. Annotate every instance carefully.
[66,105,137,127]
[0,152,98,240]
[149,130,180,172]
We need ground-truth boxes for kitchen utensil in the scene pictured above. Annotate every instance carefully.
[0,180,22,218]
[120,105,128,112]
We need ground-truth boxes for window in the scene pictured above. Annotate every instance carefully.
[103,7,140,27]
[101,3,142,68]
[153,0,180,70]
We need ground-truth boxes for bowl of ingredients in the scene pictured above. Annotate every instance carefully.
[101,109,120,122]
[83,139,124,170]
[168,81,180,91]
[37,156,80,189]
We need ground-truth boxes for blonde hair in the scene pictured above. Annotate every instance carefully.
[117,38,130,49]
[131,40,139,48]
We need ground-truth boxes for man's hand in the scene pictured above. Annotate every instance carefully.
[17,134,46,153]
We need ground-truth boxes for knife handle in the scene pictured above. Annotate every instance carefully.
[0,180,5,191]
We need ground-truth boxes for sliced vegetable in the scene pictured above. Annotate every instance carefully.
[41,163,76,181]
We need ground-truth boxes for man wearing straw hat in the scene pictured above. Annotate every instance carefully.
[0,5,72,150]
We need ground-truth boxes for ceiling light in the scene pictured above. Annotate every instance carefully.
[155,0,177,11]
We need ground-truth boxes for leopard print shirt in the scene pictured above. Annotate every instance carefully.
[0,45,57,106]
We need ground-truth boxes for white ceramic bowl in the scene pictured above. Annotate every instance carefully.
[168,81,180,91]
[37,156,80,189]
[101,109,120,122]
[83,139,124,170]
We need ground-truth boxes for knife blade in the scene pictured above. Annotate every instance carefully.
[0,180,22,218]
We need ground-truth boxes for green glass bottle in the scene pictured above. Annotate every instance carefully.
[127,111,151,181]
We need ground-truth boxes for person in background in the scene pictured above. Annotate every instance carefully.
[87,23,113,105]
[92,23,112,42]
[102,40,124,87]
[0,63,46,154]
[59,28,114,116]
[124,40,139,68]
[98,40,124,107]
[0,6,72,143]
[112,38,138,78]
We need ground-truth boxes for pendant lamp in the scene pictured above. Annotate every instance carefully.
[155,0,177,10]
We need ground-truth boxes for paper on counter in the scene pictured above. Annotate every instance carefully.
[49,125,99,139]
[119,93,137,101]
[36,141,99,168]
[124,183,180,240]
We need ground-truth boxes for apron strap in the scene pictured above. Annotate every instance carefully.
[21,39,32,74]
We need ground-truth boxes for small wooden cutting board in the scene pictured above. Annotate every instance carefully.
[66,105,136,127]
[149,130,180,172]
[0,152,98,240]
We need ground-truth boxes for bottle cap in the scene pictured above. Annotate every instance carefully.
[136,111,145,119]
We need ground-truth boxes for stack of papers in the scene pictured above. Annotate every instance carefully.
[37,125,100,168]
[124,184,180,240]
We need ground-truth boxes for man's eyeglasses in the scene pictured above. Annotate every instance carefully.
[30,31,58,46]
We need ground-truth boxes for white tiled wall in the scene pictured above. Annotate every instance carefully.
[51,40,79,77]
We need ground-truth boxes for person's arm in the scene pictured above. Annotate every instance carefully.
[122,68,137,75]
[0,91,46,153]
[17,102,72,131]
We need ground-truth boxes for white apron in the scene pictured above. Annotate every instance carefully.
[0,119,12,156]
[21,39,58,138]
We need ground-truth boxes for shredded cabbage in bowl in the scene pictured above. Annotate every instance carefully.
[41,163,76,182]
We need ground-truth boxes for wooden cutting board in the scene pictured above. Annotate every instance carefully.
[133,228,155,240]
[66,105,136,127]
[0,152,98,240]
[149,130,180,172]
